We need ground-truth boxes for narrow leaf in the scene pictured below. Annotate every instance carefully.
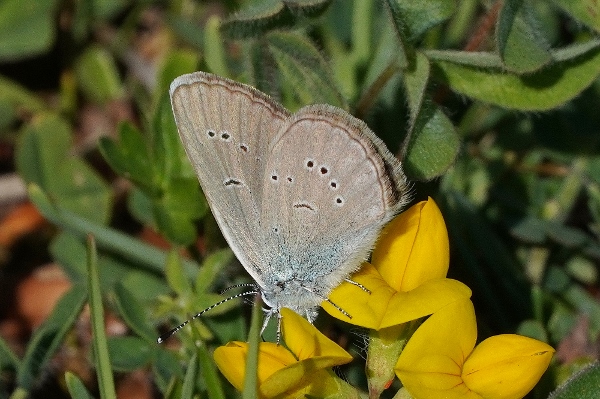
[242,298,262,399]
[28,184,198,278]
[65,372,95,399]
[180,353,198,399]
[428,39,600,110]
[17,284,87,390]
[197,342,226,399]
[0,336,20,369]
[87,236,117,399]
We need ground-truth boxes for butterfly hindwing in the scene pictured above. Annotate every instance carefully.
[260,104,408,301]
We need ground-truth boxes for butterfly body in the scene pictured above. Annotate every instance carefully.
[170,72,409,325]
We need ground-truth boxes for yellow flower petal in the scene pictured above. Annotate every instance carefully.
[325,263,471,329]
[372,198,450,292]
[280,307,353,363]
[213,341,296,393]
[462,334,555,399]
[395,299,478,399]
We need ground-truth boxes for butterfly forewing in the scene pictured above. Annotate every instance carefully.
[170,73,290,286]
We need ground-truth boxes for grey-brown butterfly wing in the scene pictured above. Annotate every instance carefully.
[259,104,408,316]
[170,72,290,286]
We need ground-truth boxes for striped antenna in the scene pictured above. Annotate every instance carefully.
[220,283,258,295]
[157,290,259,343]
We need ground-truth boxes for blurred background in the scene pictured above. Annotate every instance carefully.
[0,0,599,398]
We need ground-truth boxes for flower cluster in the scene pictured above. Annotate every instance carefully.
[213,198,554,398]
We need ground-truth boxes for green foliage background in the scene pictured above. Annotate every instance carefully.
[1,0,600,398]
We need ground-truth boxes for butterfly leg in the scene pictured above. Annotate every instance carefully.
[325,297,352,319]
[344,278,371,294]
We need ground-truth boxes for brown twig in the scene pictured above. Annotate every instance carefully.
[463,0,504,52]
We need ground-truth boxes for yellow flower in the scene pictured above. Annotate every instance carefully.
[324,197,471,329]
[213,308,354,398]
[395,299,554,399]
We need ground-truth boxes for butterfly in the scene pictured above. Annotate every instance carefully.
[159,72,408,343]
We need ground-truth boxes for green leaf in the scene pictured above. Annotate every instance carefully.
[565,256,598,285]
[401,52,460,180]
[242,299,262,399]
[165,13,204,50]
[75,45,124,104]
[0,75,46,112]
[152,349,184,393]
[387,0,457,41]
[0,336,20,369]
[121,270,170,303]
[99,122,154,192]
[165,250,193,296]
[428,39,600,110]
[153,182,202,246]
[517,319,549,342]
[496,0,552,73]
[16,114,111,224]
[549,0,600,33]
[266,31,347,109]
[402,103,460,181]
[197,342,226,399]
[204,16,230,78]
[152,94,182,185]
[221,0,333,39]
[126,188,155,227]
[65,372,95,399]
[87,236,117,399]
[106,336,153,372]
[444,0,479,47]
[195,248,234,292]
[158,50,200,97]
[511,217,548,244]
[17,284,87,390]
[549,362,600,399]
[180,353,198,399]
[16,114,71,188]
[113,283,157,343]
[563,286,600,336]
[0,0,58,60]
[402,52,430,127]
[53,158,112,225]
[51,232,168,303]
[29,184,198,279]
